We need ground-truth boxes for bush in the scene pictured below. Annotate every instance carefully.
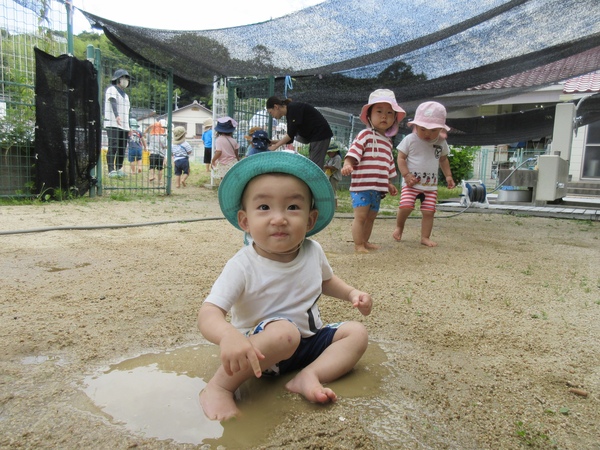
[439,145,478,186]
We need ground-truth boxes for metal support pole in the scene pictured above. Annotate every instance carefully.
[65,0,74,55]
[165,70,174,195]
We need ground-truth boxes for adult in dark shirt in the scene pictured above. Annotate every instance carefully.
[266,96,333,169]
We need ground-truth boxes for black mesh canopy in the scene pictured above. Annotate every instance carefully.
[81,0,600,144]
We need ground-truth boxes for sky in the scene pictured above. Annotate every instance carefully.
[70,0,326,34]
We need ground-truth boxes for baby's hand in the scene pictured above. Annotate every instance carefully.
[405,174,418,187]
[349,289,373,316]
[341,163,354,176]
[219,330,265,378]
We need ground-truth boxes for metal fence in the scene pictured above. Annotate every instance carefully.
[1,0,67,197]
[96,57,174,196]
[1,5,549,200]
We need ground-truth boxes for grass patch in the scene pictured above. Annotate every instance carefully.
[514,421,557,448]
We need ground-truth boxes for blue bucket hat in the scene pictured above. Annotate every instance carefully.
[111,69,130,84]
[215,116,237,134]
[251,129,271,152]
[218,152,335,237]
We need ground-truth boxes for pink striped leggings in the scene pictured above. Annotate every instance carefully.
[399,186,438,211]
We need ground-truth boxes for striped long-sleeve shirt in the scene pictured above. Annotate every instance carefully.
[346,129,397,192]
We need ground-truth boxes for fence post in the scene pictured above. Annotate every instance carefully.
[65,0,74,55]
[87,44,102,196]
[165,70,174,195]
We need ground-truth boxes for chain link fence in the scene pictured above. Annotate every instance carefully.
[1,0,67,197]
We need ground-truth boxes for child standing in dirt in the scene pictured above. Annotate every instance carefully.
[324,143,343,208]
[127,119,146,175]
[211,116,240,181]
[147,125,167,185]
[341,89,405,253]
[171,126,192,188]
[393,101,455,247]
[198,151,372,421]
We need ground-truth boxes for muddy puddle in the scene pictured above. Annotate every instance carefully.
[82,342,389,447]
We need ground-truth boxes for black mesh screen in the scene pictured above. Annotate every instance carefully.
[35,48,101,197]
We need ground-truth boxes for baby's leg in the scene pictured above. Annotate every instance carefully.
[420,210,437,247]
[201,320,300,421]
[285,321,368,403]
[363,210,379,250]
[351,205,371,253]
[393,207,413,241]
[200,365,245,421]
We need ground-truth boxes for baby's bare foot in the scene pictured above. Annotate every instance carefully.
[354,245,369,254]
[421,238,438,247]
[364,242,380,250]
[285,372,337,404]
[392,227,403,241]
[200,384,240,421]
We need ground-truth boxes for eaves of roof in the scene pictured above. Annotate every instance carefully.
[469,45,600,92]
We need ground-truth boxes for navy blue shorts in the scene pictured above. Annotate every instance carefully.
[174,158,190,175]
[128,147,142,162]
[247,318,343,376]
[278,325,341,375]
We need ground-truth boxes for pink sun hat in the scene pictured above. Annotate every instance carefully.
[359,89,406,137]
[408,101,451,131]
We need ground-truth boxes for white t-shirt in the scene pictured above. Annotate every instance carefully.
[103,85,130,131]
[205,239,334,337]
[397,132,449,191]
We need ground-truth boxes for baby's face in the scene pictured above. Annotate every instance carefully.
[238,174,318,262]
[369,102,396,134]
[415,126,442,142]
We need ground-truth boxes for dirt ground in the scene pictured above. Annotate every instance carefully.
[1,180,599,449]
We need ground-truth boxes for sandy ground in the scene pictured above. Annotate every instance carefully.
[1,180,600,449]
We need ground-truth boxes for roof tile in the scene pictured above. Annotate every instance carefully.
[470,46,600,91]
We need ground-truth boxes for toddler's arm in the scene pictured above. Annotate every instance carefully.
[398,152,417,187]
[198,302,264,378]
[322,275,372,316]
[439,155,455,189]
[341,156,358,176]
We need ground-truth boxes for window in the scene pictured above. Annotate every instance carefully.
[582,120,600,178]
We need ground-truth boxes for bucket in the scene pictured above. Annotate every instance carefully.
[497,188,532,202]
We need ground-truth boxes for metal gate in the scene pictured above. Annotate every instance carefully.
[225,76,362,157]
[94,53,174,196]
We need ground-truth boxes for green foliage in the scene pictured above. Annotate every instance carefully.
[514,421,557,448]
[0,106,35,150]
[73,32,209,109]
[377,61,427,85]
[440,145,478,186]
[73,31,126,64]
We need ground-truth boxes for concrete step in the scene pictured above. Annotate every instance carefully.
[567,182,600,197]
[568,182,600,189]
[568,187,600,196]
